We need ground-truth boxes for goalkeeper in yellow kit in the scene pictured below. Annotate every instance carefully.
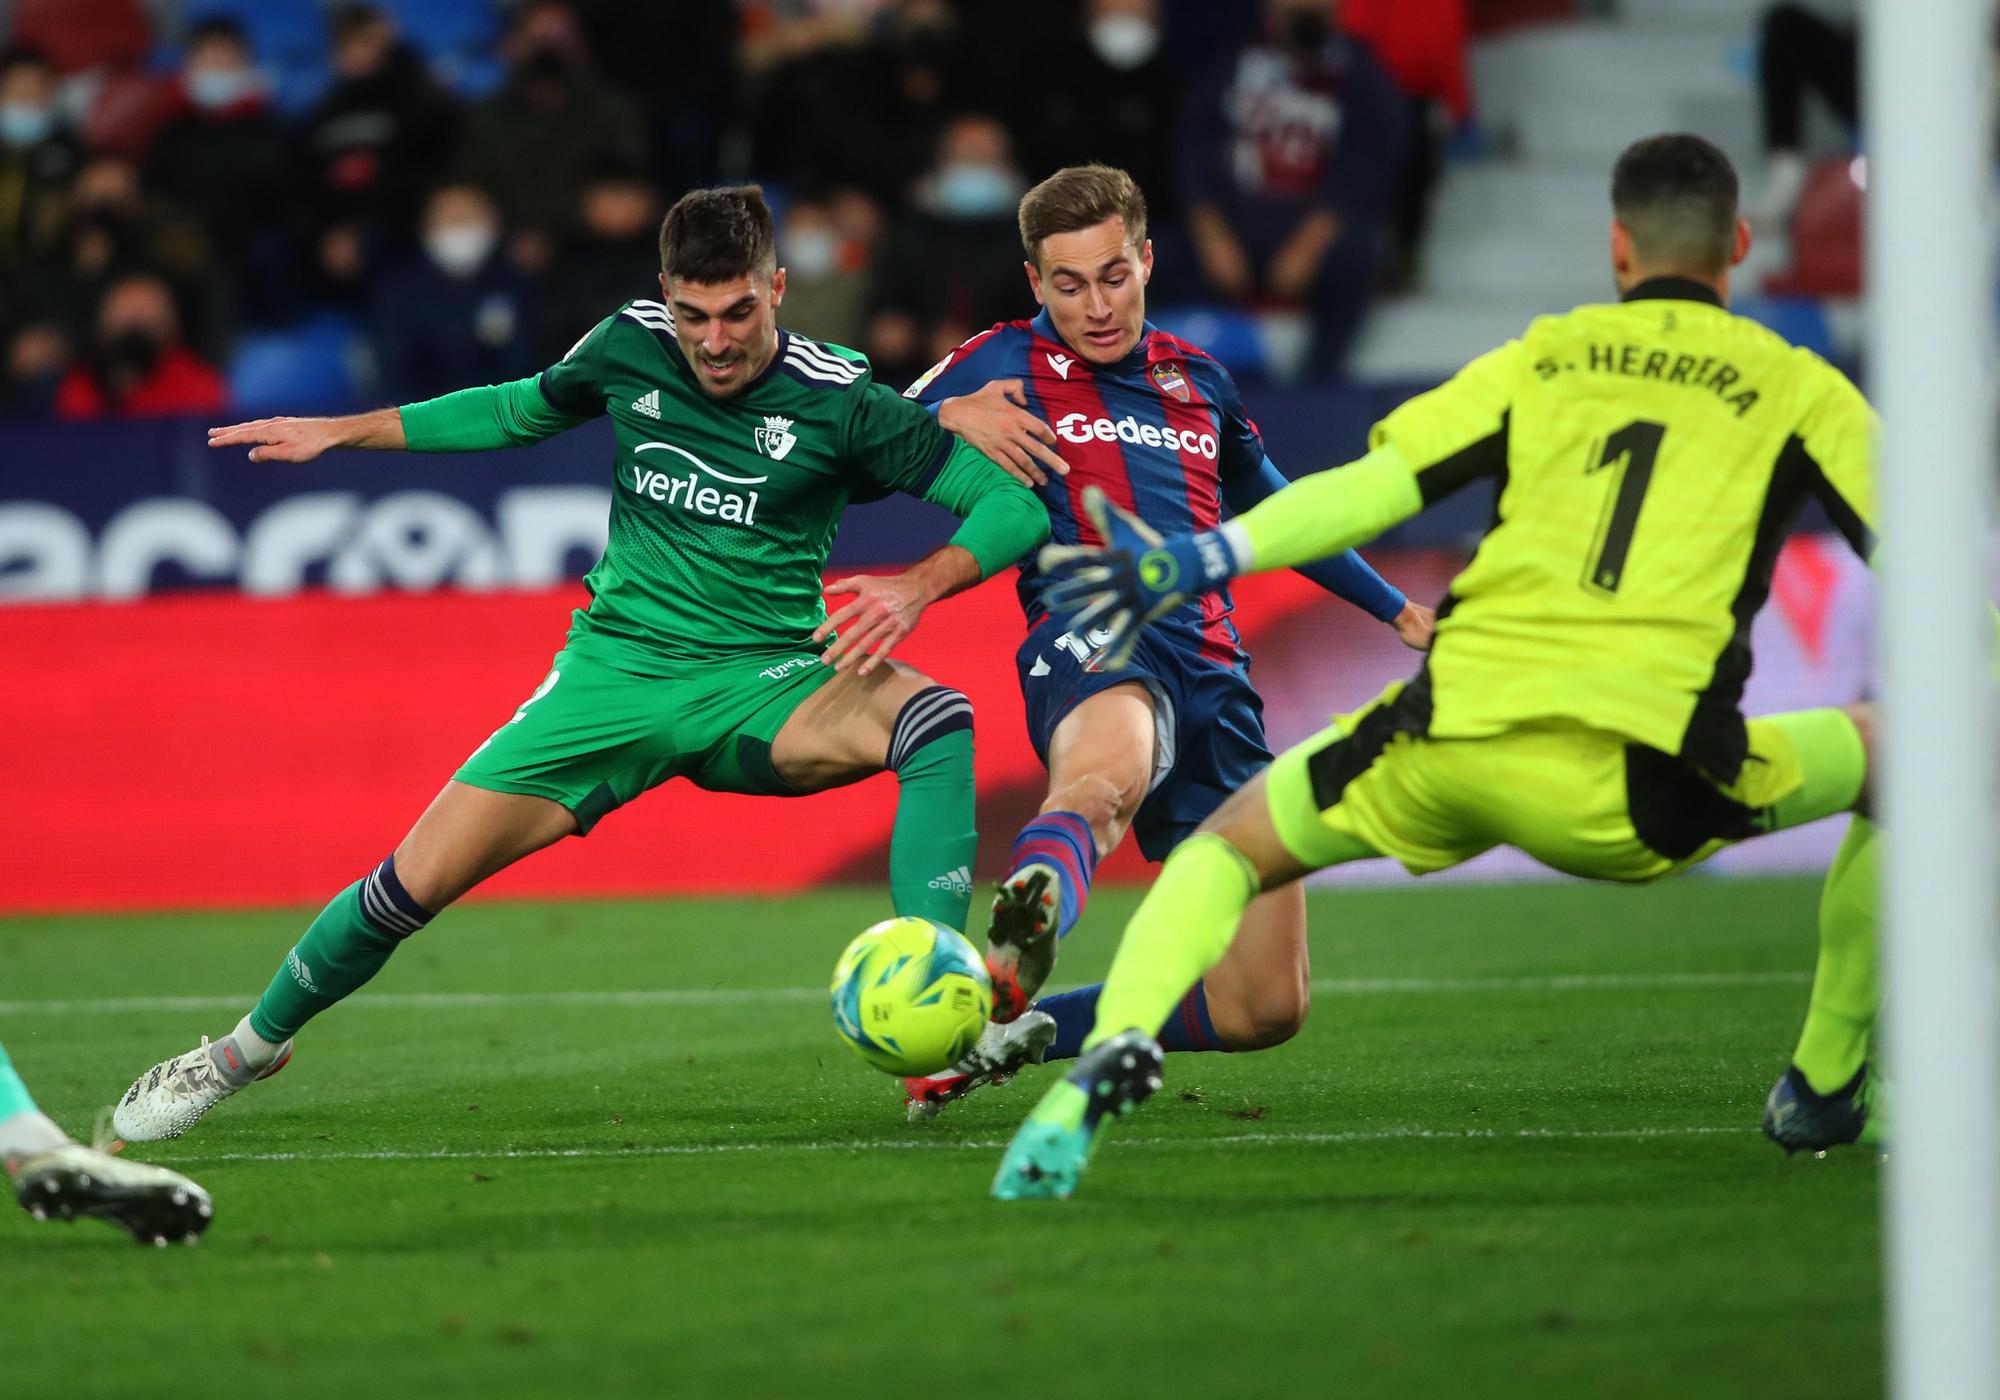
[993,133,1883,1199]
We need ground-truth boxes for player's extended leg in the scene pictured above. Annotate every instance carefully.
[768,661,978,931]
[990,684,1154,1023]
[3,1040,214,1244]
[113,782,576,1141]
[994,765,1377,1198]
[1757,704,1880,1151]
[903,686,1151,1118]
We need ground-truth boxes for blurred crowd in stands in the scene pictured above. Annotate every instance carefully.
[0,0,1485,421]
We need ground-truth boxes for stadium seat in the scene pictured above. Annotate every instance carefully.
[1148,306,1267,380]
[226,314,368,416]
[382,0,500,60]
[1732,294,1837,359]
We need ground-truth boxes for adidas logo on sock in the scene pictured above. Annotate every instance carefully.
[928,865,974,895]
[631,388,661,419]
[286,949,319,994]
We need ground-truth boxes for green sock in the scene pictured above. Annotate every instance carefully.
[1792,816,1879,1093]
[247,881,405,1042]
[887,722,978,931]
[1087,833,1261,1052]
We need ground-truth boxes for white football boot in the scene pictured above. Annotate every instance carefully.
[10,1124,214,1245]
[904,1009,1058,1122]
[112,1035,292,1142]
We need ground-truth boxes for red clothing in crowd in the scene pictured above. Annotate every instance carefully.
[1342,0,1474,122]
[55,346,228,421]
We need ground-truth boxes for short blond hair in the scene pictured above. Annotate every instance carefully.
[1017,164,1149,266]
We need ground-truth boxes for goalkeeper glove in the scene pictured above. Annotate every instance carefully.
[1035,486,1240,669]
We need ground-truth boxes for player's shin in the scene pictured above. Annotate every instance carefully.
[1039,980,1222,1059]
[1083,833,1261,1052]
[885,686,978,930]
[242,855,435,1054]
[1792,816,1879,1094]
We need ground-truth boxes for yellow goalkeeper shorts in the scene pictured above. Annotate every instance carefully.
[1264,686,1866,883]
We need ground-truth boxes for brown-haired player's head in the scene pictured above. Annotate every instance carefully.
[657,184,786,398]
[1609,133,1751,296]
[1017,164,1153,365]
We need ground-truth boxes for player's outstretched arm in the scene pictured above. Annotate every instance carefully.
[207,407,406,462]
[816,438,1049,674]
[1039,450,1425,668]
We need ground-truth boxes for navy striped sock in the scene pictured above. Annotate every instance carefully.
[1007,810,1096,940]
[356,856,433,941]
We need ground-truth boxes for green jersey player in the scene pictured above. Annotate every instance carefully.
[111,186,1049,1143]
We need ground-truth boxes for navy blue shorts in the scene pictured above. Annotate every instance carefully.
[1016,615,1273,862]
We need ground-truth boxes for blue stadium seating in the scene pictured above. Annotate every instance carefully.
[226,313,368,415]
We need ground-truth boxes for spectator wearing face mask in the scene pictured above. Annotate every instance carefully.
[0,318,73,421]
[295,4,459,305]
[0,48,80,288]
[772,195,872,349]
[535,163,663,362]
[1027,0,1181,224]
[143,19,292,326]
[1179,0,1410,372]
[15,153,219,357]
[54,272,226,421]
[864,114,1032,385]
[457,0,648,274]
[370,183,536,403]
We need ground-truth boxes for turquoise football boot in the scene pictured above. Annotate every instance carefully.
[991,1030,1162,1200]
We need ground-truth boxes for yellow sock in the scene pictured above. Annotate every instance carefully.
[1084,833,1261,1052]
[1793,816,1879,1093]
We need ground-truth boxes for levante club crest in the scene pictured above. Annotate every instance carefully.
[1150,360,1190,402]
[755,415,797,460]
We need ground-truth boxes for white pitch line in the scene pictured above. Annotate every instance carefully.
[172,1123,1752,1167]
[0,971,1807,1019]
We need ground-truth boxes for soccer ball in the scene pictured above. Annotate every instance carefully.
[830,917,992,1076]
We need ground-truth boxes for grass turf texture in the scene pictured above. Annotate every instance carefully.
[0,876,1878,1400]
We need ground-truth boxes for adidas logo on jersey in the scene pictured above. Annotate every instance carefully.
[1046,352,1074,379]
[631,389,661,419]
[1054,412,1217,460]
[928,865,974,895]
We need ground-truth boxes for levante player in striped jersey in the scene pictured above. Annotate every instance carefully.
[897,165,1433,1117]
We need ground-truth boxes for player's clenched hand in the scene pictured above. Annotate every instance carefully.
[816,573,929,675]
[936,380,1069,486]
[207,416,349,463]
[1391,600,1436,652]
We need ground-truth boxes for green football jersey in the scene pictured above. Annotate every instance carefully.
[534,298,955,669]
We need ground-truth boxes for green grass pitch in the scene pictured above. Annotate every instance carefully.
[0,876,1879,1399]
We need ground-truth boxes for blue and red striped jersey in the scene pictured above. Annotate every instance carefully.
[906,309,1273,671]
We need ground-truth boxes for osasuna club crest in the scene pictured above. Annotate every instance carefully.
[755,415,797,460]
[1150,360,1190,402]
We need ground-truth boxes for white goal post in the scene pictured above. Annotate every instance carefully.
[1865,3,2000,1397]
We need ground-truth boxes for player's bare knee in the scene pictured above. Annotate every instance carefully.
[1044,771,1140,856]
[1214,976,1310,1051]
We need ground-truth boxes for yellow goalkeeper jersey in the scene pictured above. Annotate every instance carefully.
[1374,275,1877,783]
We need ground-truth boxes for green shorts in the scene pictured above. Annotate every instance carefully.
[455,642,837,833]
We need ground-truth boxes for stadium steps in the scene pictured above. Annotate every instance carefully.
[1354,7,1774,379]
